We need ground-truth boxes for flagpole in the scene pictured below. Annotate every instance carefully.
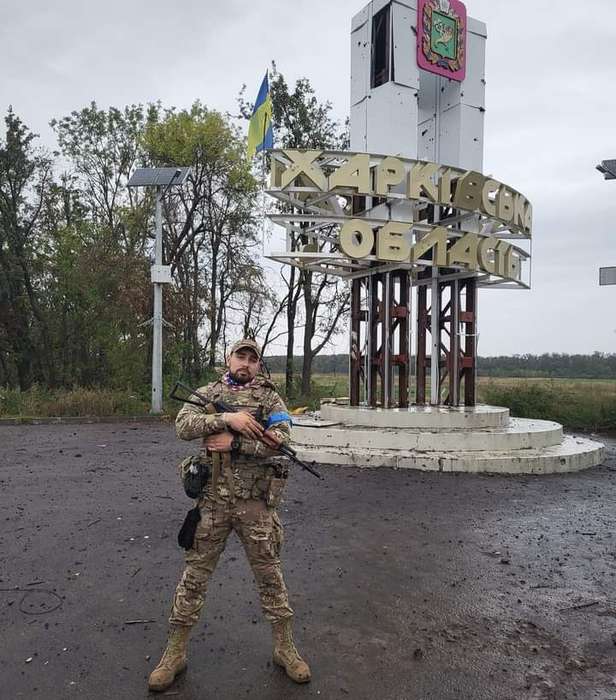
[248,70,271,258]
[261,150,267,257]
[260,70,269,257]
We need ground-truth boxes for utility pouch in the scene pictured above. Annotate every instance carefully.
[178,506,201,550]
[266,477,287,509]
[179,456,211,499]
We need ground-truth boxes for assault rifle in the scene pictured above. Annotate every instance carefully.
[170,381,323,479]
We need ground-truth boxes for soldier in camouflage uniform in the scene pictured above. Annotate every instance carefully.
[148,339,311,692]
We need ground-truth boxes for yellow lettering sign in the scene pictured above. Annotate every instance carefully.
[447,233,479,270]
[329,154,371,194]
[279,149,326,191]
[408,162,439,202]
[497,187,514,223]
[376,157,405,196]
[339,219,375,259]
[481,179,499,218]
[453,171,485,211]
[377,222,411,261]
[409,226,448,266]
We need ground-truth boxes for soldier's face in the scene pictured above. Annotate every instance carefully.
[227,349,260,383]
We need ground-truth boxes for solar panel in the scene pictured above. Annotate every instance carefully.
[600,267,616,286]
[127,167,191,187]
[597,160,616,180]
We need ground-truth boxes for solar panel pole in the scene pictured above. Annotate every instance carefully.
[127,167,190,414]
[152,187,163,413]
[596,162,616,293]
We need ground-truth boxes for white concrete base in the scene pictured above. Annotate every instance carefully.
[321,402,509,429]
[293,417,564,452]
[292,405,605,475]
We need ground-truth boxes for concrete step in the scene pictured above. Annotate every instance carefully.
[320,403,510,429]
[294,434,605,475]
[292,417,563,452]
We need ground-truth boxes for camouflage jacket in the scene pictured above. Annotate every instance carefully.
[175,374,291,465]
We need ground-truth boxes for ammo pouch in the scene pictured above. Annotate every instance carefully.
[266,477,286,509]
[179,456,211,499]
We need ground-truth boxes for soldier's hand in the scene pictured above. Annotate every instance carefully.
[261,430,282,449]
[205,431,234,452]
[223,411,263,439]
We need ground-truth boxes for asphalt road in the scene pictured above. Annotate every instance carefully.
[2,422,616,700]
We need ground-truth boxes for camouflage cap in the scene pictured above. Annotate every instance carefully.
[229,338,262,359]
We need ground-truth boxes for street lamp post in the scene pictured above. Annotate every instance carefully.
[596,160,616,293]
[127,167,191,413]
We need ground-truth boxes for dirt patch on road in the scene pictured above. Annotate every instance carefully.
[1,424,616,699]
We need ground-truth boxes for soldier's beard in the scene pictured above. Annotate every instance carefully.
[229,370,251,384]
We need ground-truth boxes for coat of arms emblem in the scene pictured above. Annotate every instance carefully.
[417,0,467,82]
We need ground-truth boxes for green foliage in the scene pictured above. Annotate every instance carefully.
[1,101,268,392]
[236,63,349,151]
[51,102,158,234]
[268,64,349,150]
[478,352,616,379]
[478,379,616,431]
[142,101,261,373]
[264,353,616,380]
[273,373,347,410]
[143,102,252,183]
[0,385,149,417]
[0,108,55,388]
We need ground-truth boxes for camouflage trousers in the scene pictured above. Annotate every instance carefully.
[169,497,294,627]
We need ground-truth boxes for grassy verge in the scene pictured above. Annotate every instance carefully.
[0,386,151,418]
[270,373,348,411]
[476,377,616,432]
[2,376,615,432]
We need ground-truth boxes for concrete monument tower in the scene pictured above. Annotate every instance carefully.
[266,1,604,474]
[348,0,487,408]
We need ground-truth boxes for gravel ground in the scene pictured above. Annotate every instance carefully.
[1,422,616,700]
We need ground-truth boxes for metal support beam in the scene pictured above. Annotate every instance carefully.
[367,275,378,407]
[151,187,163,414]
[398,271,410,408]
[462,278,477,406]
[451,279,460,406]
[416,277,428,405]
[383,272,392,407]
[430,272,440,405]
[350,278,362,406]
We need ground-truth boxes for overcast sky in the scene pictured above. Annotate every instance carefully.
[2,0,615,357]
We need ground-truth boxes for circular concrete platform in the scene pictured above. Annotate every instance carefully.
[293,404,605,475]
[320,402,510,429]
[293,417,564,452]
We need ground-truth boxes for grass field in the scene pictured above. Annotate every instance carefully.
[1,375,615,432]
[277,374,616,432]
[477,376,616,432]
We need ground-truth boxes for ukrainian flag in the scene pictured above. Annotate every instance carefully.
[247,72,274,159]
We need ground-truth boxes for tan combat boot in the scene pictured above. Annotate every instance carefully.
[148,625,190,692]
[272,619,311,683]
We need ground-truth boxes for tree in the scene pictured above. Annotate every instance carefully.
[51,102,158,253]
[143,102,262,376]
[238,64,351,395]
[0,109,54,388]
[268,64,350,396]
[49,103,159,387]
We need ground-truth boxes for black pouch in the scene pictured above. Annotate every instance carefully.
[178,506,201,550]
[179,456,211,499]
